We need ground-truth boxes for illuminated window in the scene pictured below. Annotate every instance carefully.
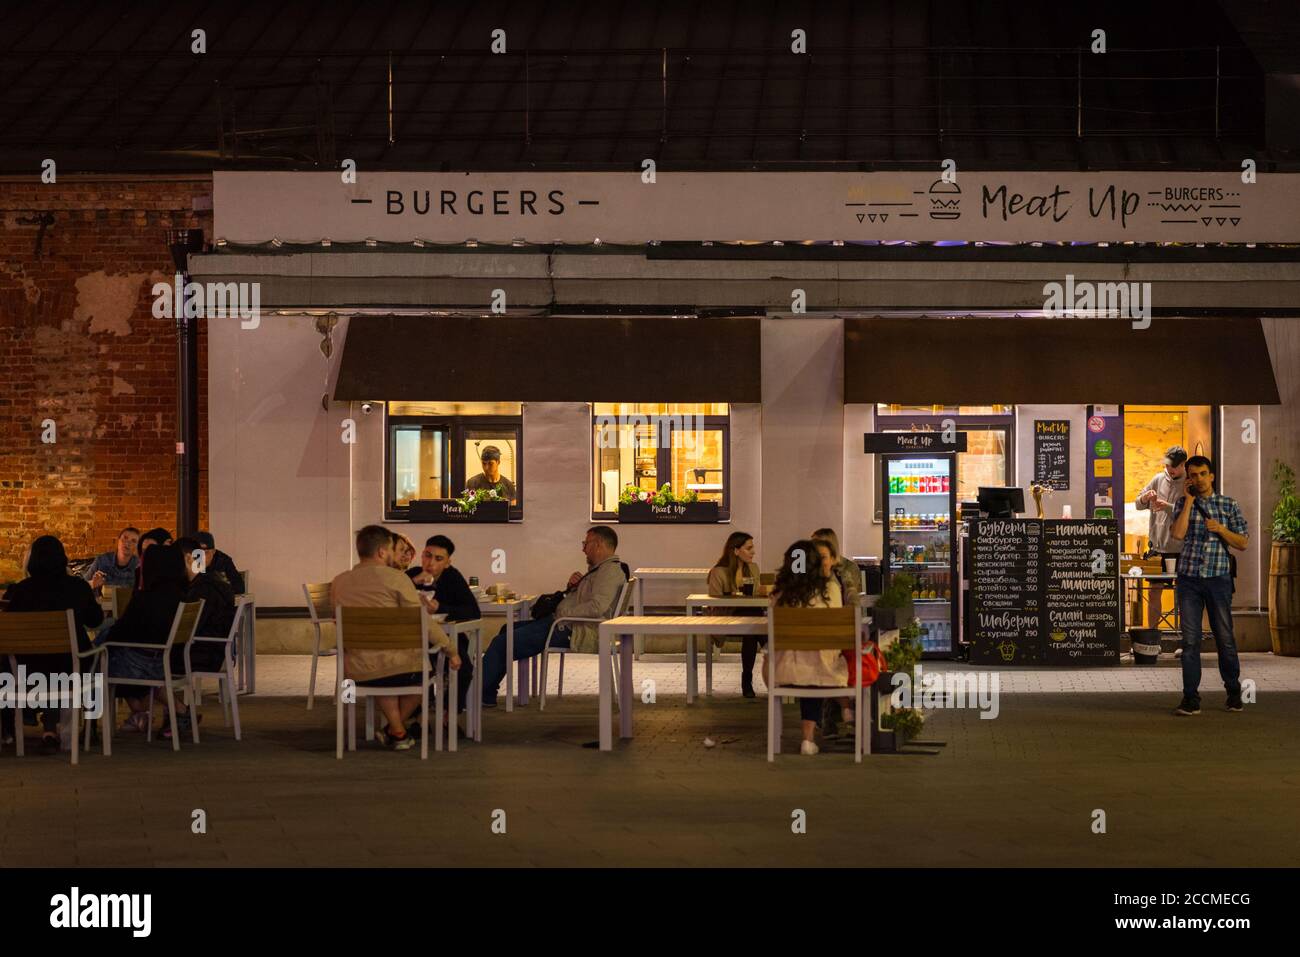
[385,402,524,519]
[592,403,730,520]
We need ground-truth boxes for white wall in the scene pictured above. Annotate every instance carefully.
[1014,405,1089,520]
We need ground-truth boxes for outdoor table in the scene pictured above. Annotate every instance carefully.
[1121,572,1180,636]
[683,594,771,700]
[631,567,712,657]
[477,596,535,711]
[597,615,767,750]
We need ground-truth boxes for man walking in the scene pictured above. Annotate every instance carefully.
[1168,455,1249,715]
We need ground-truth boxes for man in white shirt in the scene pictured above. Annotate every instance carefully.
[1135,445,1188,628]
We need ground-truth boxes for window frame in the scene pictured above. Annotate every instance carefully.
[873,412,1015,522]
[385,411,524,521]
[591,409,731,522]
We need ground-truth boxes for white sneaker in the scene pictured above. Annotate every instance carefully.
[800,739,820,756]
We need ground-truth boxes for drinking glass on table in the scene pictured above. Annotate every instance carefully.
[740,571,755,597]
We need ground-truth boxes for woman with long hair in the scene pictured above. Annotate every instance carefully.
[810,528,862,603]
[1,535,104,754]
[708,531,764,697]
[768,539,848,755]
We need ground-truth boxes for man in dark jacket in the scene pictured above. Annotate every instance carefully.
[175,536,237,674]
[3,536,105,753]
[407,535,478,716]
[194,531,244,594]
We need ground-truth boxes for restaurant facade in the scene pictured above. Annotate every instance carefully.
[193,170,1300,654]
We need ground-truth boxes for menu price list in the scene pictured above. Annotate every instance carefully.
[970,519,1044,665]
[969,519,1121,666]
[1042,521,1121,665]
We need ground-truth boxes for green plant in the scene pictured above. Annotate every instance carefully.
[880,618,926,742]
[877,573,917,609]
[880,706,925,741]
[1273,461,1300,545]
[455,484,505,513]
[618,482,699,506]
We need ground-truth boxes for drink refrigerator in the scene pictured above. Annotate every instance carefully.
[881,452,959,658]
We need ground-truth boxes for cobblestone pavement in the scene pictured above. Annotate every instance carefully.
[2,656,1298,867]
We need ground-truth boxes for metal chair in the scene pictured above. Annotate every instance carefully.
[538,577,635,710]
[186,596,250,741]
[0,609,111,765]
[766,605,867,763]
[334,605,446,760]
[103,600,205,752]
[303,583,335,709]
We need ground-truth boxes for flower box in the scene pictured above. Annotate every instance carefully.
[617,501,720,524]
[407,499,511,523]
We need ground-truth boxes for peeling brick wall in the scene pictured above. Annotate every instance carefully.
[0,176,212,567]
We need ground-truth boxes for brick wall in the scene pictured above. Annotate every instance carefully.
[0,176,213,570]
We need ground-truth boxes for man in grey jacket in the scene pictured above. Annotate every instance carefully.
[479,525,626,707]
[1135,444,1188,627]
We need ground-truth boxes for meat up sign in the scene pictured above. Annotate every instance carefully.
[214,171,1300,245]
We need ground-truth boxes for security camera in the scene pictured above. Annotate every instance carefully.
[360,402,374,415]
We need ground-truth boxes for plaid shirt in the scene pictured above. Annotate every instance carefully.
[1172,492,1247,578]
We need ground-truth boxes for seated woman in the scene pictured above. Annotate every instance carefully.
[390,533,417,574]
[707,531,764,698]
[767,538,848,756]
[1,535,104,754]
[810,528,862,604]
[97,543,197,735]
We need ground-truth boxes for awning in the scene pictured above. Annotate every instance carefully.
[333,314,761,402]
[843,317,1281,405]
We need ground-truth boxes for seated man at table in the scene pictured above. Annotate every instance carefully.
[331,525,462,750]
[83,526,140,590]
[479,525,626,708]
[193,531,245,594]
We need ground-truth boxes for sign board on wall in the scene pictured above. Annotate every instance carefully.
[214,171,1300,245]
[1085,405,1124,520]
[1032,419,1070,490]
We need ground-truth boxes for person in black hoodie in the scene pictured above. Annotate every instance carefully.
[2,535,104,754]
[407,535,479,716]
[174,536,236,674]
[97,543,197,734]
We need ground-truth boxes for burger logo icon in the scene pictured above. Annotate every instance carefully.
[997,640,1018,662]
[928,178,961,220]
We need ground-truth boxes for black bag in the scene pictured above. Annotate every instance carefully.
[531,590,567,620]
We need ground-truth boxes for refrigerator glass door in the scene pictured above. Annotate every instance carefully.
[885,455,955,655]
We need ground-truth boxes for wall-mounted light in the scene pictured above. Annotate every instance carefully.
[412,238,425,247]
[465,239,479,248]
[215,237,228,248]
[365,238,378,247]
[271,237,283,248]
[321,238,331,247]
[593,238,602,245]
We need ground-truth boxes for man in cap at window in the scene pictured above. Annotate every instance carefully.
[1135,444,1187,628]
[465,445,516,502]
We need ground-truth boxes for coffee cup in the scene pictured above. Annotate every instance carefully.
[1164,557,1177,574]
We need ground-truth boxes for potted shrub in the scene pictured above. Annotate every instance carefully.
[616,483,719,523]
[878,619,926,747]
[872,573,917,630]
[1269,461,1300,656]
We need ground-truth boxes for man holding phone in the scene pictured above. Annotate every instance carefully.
[1168,455,1249,715]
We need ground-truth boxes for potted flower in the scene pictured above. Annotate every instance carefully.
[616,483,718,523]
[1269,461,1300,656]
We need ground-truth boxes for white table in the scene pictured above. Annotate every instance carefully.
[631,568,712,657]
[683,594,771,700]
[597,615,768,751]
[477,596,535,711]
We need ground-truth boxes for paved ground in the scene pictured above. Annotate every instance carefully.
[3,653,1298,868]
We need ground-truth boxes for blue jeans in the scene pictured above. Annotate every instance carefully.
[480,615,569,705]
[1176,574,1240,703]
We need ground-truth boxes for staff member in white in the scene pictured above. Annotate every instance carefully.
[1135,444,1188,628]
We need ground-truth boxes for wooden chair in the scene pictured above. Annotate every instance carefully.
[303,583,335,709]
[538,577,635,711]
[186,596,250,741]
[334,606,446,760]
[0,609,111,765]
[103,600,204,751]
[766,605,867,763]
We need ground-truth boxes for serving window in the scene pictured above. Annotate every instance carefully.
[874,405,1014,520]
[385,402,523,520]
[592,402,730,520]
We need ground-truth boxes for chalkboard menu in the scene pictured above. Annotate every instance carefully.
[1033,419,1070,490]
[970,518,1120,666]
